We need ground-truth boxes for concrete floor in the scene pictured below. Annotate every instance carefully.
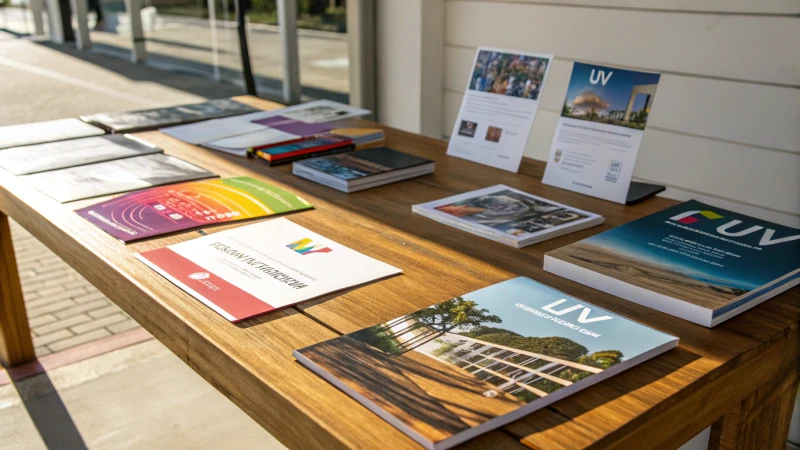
[1,340,285,449]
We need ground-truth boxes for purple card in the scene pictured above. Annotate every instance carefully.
[252,115,334,136]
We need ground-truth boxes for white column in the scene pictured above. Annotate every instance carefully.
[70,0,91,50]
[375,0,443,137]
[124,0,146,63]
[29,0,45,36]
[346,0,376,115]
[45,0,65,43]
[277,0,301,104]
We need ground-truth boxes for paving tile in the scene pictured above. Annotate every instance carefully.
[88,305,121,319]
[28,314,58,328]
[53,299,109,319]
[33,329,74,347]
[107,318,141,334]
[70,313,127,335]
[34,346,52,357]
[48,329,111,352]
[26,299,76,317]
[33,313,92,336]
[74,290,109,304]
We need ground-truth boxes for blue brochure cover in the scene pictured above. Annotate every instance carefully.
[546,200,800,326]
[294,277,677,450]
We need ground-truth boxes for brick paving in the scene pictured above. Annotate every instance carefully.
[10,220,141,357]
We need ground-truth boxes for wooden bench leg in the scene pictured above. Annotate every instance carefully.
[710,368,800,450]
[0,212,35,368]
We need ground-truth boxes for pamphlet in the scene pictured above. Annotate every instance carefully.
[412,185,603,248]
[294,277,677,450]
[542,63,660,203]
[447,47,553,172]
[545,200,800,326]
[0,118,105,150]
[21,153,215,203]
[136,218,402,321]
[0,134,161,175]
[76,177,313,242]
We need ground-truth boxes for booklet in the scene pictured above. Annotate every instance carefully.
[80,98,259,133]
[293,147,434,193]
[255,136,355,166]
[413,185,603,248]
[21,153,215,203]
[294,277,678,450]
[0,134,161,175]
[160,100,371,146]
[0,118,105,150]
[136,218,402,321]
[76,177,313,242]
[542,63,661,203]
[545,200,800,327]
[447,47,553,173]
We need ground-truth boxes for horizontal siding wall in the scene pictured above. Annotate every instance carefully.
[442,0,800,227]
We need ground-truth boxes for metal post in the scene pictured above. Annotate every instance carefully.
[277,0,301,105]
[235,0,256,95]
[346,0,376,115]
[70,0,92,50]
[45,0,66,43]
[124,0,146,63]
[29,0,45,36]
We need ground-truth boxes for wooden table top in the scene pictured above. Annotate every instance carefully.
[1,96,798,450]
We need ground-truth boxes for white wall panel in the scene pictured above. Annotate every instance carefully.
[466,0,800,15]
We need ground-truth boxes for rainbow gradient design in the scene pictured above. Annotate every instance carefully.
[286,238,333,255]
[77,177,313,242]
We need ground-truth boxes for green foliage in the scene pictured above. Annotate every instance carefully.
[512,389,539,403]
[477,333,590,362]
[459,326,520,339]
[578,350,624,369]
[350,325,402,355]
[555,368,592,383]
[412,297,502,334]
[431,341,460,357]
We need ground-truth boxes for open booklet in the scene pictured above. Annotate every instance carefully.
[294,277,678,450]
[160,100,371,156]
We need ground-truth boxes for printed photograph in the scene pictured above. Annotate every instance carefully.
[296,278,664,443]
[433,189,587,236]
[485,126,503,143]
[469,50,549,100]
[458,120,478,138]
[561,63,660,130]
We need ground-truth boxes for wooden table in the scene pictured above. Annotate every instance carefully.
[1,96,798,450]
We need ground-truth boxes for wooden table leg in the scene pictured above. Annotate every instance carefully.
[0,212,35,368]
[710,367,800,450]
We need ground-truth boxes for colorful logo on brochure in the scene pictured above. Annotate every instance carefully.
[286,238,333,256]
[670,210,724,225]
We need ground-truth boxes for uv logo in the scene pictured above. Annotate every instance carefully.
[286,238,333,256]
[669,210,800,246]
[542,299,612,323]
[589,69,613,86]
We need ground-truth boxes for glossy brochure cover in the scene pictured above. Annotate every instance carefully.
[0,134,161,175]
[76,176,313,242]
[545,200,800,326]
[21,153,215,203]
[0,118,105,150]
[294,277,677,450]
[412,185,603,247]
[136,218,402,322]
[295,147,434,181]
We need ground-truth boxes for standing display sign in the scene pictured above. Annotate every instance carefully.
[542,63,661,203]
[447,47,553,173]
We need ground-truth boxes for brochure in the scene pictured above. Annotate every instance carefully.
[294,277,678,450]
[160,100,371,146]
[542,63,661,203]
[447,47,553,172]
[81,98,259,133]
[545,200,800,327]
[136,218,402,321]
[293,147,434,193]
[0,134,161,175]
[21,153,215,203]
[0,118,105,150]
[412,185,603,248]
[76,177,313,242]
[255,136,355,165]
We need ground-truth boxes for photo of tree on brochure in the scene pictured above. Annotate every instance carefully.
[469,50,549,100]
[434,189,588,235]
[561,63,660,130]
[294,278,678,444]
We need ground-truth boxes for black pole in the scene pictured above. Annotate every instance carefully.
[234,0,257,96]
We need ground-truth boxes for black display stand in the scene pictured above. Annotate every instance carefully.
[235,0,257,96]
[626,181,666,204]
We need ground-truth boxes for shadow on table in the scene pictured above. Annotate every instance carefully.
[12,368,88,450]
